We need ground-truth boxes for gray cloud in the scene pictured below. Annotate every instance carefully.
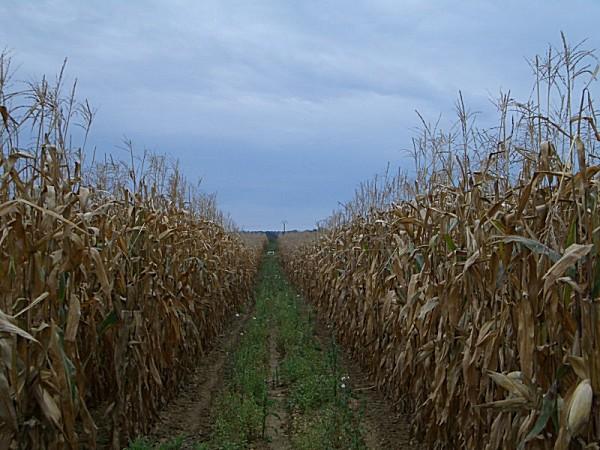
[1,0,599,229]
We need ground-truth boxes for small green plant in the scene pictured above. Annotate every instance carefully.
[124,436,184,450]
[160,437,185,450]
[211,392,263,447]
[125,438,152,450]
[269,245,366,449]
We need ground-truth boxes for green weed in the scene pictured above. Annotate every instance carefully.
[268,242,366,449]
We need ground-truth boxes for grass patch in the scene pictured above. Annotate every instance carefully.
[270,246,366,450]
[125,436,184,450]
[196,240,281,449]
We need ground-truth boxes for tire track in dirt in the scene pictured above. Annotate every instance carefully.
[148,309,253,449]
[263,331,291,450]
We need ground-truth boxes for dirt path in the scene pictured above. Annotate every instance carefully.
[148,309,252,449]
[147,249,415,449]
[263,331,291,450]
[313,319,414,449]
[343,353,414,449]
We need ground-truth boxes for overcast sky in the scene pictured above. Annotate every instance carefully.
[1,1,599,230]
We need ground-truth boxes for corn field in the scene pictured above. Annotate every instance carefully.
[281,39,600,449]
[0,54,264,449]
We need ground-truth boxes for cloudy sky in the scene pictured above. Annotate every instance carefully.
[1,1,599,230]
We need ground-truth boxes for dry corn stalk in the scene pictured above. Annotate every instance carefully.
[0,54,265,449]
[281,40,600,449]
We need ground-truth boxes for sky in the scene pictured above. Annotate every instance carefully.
[1,1,599,230]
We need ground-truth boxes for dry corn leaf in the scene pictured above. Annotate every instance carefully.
[543,244,594,293]
[0,312,38,342]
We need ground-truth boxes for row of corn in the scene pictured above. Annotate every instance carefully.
[281,160,599,449]
[280,41,600,449]
[0,56,265,449]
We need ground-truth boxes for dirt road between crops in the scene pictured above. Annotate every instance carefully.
[149,308,253,449]
[148,298,415,450]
